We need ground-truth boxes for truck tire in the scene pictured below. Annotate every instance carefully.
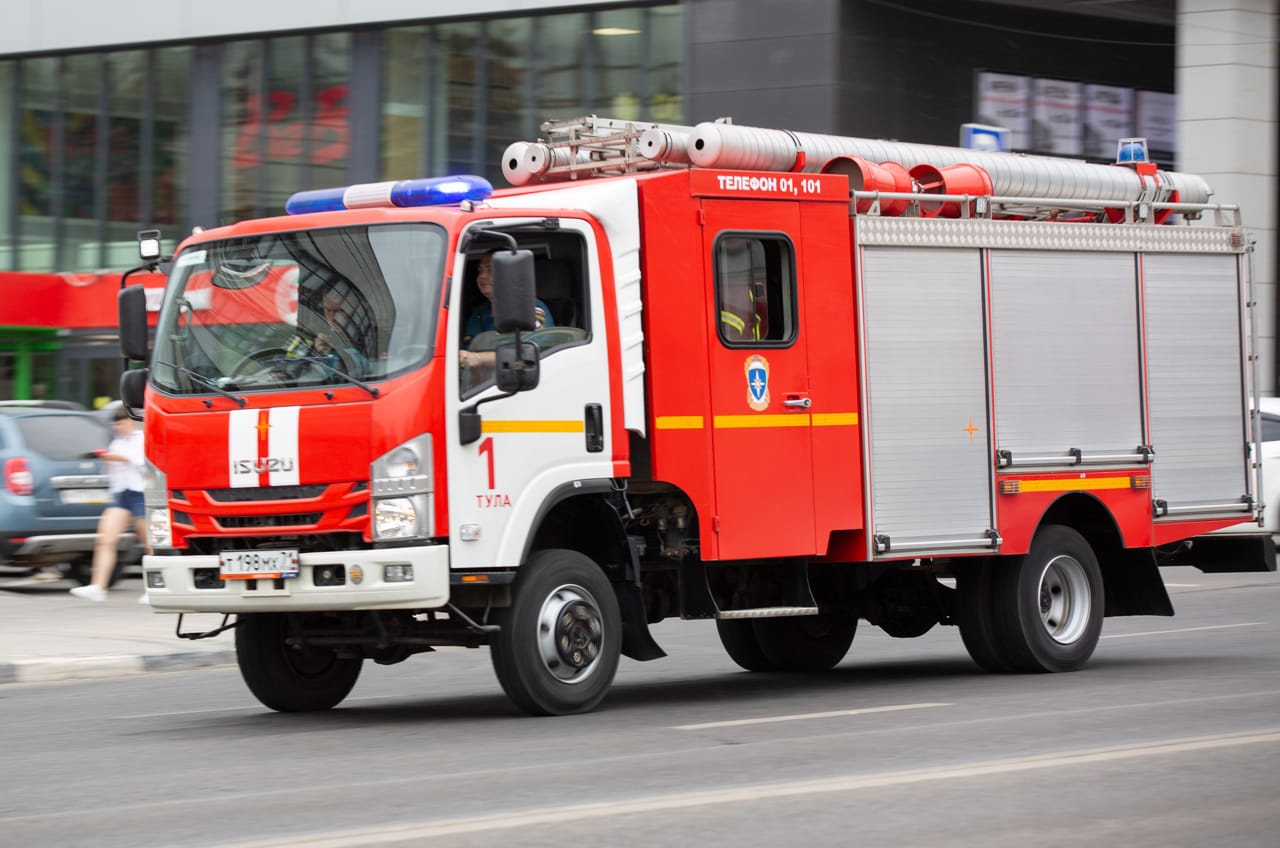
[490,549,622,716]
[715,619,778,671]
[752,615,856,672]
[955,558,1013,672]
[235,613,362,712]
[991,525,1104,673]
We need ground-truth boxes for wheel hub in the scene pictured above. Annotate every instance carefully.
[1038,554,1091,645]
[537,585,605,683]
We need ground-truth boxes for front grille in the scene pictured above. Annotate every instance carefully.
[187,532,363,556]
[201,485,328,503]
[217,513,323,529]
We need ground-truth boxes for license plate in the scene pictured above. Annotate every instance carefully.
[59,488,110,505]
[219,549,300,580]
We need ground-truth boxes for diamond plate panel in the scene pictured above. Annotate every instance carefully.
[856,217,1240,253]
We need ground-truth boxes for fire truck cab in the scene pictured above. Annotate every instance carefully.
[119,118,1274,717]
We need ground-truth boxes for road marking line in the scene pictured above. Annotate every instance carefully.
[1102,622,1264,639]
[217,730,1280,848]
[671,702,950,730]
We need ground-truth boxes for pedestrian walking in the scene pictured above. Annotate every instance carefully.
[69,407,147,602]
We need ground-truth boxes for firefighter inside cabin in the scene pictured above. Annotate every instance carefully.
[459,250,552,382]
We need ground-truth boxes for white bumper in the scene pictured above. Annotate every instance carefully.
[142,545,451,613]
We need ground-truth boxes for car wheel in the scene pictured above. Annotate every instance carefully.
[235,613,363,712]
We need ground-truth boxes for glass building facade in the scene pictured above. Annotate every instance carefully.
[0,4,684,274]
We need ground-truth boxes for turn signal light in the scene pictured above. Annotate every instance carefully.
[999,480,1021,495]
[1130,475,1151,489]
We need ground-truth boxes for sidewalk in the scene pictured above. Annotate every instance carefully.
[0,571,235,685]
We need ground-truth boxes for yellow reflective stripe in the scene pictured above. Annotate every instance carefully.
[714,414,810,429]
[481,420,584,433]
[1017,477,1132,493]
[656,416,705,430]
[656,413,860,431]
[720,311,746,333]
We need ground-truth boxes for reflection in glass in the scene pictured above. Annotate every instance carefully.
[383,27,427,180]
[151,224,446,396]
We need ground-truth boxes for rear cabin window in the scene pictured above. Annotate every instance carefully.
[15,415,110,461]
[714,234,796,346]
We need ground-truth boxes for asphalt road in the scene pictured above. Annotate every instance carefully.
[1,567,1277,848]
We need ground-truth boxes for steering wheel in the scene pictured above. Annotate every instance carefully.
[229,347,292,380]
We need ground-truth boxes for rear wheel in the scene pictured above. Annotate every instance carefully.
[955,558,1012,673]
[490,549,622,716]
[753,614,856,672]
[991,526,1104,672]
[715,618,777,671]
[235,613,362,712]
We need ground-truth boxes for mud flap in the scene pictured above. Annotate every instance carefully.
[614,581,666,661]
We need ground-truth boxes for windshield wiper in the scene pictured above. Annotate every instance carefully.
[295,356,380,397]
[157,361,247,407]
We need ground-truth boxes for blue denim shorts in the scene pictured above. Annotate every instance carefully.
[114,489,144,518]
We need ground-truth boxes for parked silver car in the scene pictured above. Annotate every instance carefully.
[0,402,136,584]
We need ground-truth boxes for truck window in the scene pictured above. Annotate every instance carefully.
[714,234,796,346]
[459,236,590,399]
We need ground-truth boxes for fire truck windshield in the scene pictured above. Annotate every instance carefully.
[151,223,445,396]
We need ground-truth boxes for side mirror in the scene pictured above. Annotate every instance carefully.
[120,368,149,413]
[491,249,536,333]
[495,340,540,393]
[118,285,149,362]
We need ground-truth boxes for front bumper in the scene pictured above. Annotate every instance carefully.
[143,544,451,613]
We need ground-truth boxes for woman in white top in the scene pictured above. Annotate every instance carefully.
[69,408,147,601]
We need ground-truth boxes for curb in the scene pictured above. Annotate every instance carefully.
[0,649,236,685]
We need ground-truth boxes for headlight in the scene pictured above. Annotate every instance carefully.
[148,507,172,548]
[144,460,172,550]
[374,497,418,539]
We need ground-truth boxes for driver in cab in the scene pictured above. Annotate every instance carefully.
[459,251,551,371]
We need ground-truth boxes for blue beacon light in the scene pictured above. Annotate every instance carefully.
[285,175,494,215]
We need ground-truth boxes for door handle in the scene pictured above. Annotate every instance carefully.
[784,397,812,409]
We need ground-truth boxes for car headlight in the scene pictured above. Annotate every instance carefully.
[374,497,418,539]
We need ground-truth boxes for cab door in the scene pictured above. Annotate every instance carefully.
[702,200,816,559]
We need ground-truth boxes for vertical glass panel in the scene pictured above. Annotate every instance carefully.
[19,56,58,271]
[383,27,426,179]
[63,53,100,272]
[222,40,264,224]
[152,47,190,233]
[263,35,306,213]
[485,18,533,181]
[591,9,643,119]
[648,5,685,123]
[538,14,586,120]
[0,62,14,269]
[308,32,351,193]
[106,52,143,229]
[432,22,481,175]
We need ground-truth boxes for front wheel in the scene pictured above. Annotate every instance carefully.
[490,549,622,716]
[991,525,1104,673]
[235,613,362,712]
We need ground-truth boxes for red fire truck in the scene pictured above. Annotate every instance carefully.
[118,117,1274,716]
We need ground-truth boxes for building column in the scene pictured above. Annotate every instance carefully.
[1178,0,1279,393]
